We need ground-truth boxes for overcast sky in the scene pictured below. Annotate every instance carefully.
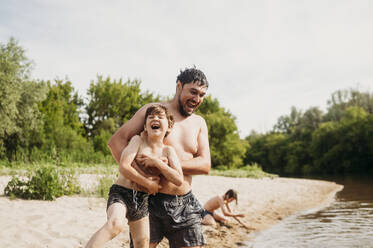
[1,0,372,137]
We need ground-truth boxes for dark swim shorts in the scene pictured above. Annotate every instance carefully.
[201,209,213,218]
[148,191,205,248]
[107,184,149,222]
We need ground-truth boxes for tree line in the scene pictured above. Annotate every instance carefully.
[245,89,373,175]
[1,38,372,175]
[0,38,245,168]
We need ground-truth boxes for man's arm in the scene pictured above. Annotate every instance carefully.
[108,104,151,164]
[182,117,211,175]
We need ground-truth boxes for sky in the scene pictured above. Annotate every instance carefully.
[1,0,372,137]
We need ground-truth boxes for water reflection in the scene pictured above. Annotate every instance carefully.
[249,175,373,248]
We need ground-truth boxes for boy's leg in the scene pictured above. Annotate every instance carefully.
[128,216,150,248]
[85,202,127,248]
[212,212,227,223]
[201,213,216,226]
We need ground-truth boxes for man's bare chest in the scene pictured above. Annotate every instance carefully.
[164,122,200,156]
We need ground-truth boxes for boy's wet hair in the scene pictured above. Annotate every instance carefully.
[176,66,209,88]
[224,189,238,204]
[144,104,174,137]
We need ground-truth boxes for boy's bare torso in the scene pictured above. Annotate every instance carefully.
[203,195,224,212]
[117,102,204,195]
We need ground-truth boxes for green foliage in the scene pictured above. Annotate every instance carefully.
[197,96,247,168]
[38,80,88,152]
[95,174,116,199]
[85,76,160,154]
[245,88,373,176]
[85,76,159,135]
[210,163,277,178]
[0,38,48,160]
[4,165,80,200]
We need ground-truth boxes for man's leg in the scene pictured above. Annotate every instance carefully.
[85,202,127,248]
[128,216,150,248]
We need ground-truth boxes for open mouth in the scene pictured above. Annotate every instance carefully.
[186,101,197,110]
[151,123,160,130]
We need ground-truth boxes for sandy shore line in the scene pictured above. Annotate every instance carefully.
[0,175,342,248]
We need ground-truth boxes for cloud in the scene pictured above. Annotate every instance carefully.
[1,0,372,137]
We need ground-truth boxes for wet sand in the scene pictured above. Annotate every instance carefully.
[0,175,342,248]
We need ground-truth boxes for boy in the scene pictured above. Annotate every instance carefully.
[201,189,249,230]
[85,104,183,248]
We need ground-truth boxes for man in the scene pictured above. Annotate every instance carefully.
[108,67,211,248]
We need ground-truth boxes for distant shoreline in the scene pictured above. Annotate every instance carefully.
[0,175,343,248]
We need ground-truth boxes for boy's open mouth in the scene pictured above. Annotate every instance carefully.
[151,123,160,129]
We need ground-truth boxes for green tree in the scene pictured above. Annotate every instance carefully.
[85,76,159,154]
[324,88,373,122]
[197,96,247,168]
[0,38,48,160]
[38,80,89,153]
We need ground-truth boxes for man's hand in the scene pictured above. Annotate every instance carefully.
[235,213,245,218]
[146,176,161,195]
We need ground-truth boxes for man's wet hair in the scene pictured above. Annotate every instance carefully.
[144,104,174,137]
[224,189,238,204]
[176,67,209,88]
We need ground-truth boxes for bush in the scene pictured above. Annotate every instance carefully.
[4,165,80,200]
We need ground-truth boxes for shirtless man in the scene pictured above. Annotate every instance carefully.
[108,67,211,248]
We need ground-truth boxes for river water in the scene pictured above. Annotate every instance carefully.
[248,175,373,248]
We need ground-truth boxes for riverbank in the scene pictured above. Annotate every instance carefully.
[0,175,343,248]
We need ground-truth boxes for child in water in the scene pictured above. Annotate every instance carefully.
[201,189,249,230]
[85,104,183,248]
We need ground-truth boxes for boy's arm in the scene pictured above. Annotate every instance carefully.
[137,146,183,186]
[232,216,250,230]
[108,104,151,164]
[181,117,211,175]
[220,201,235,217]
[119,135,160,195]
[226,202,232,213]
[220,201,245,218]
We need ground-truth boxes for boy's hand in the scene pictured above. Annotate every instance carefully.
[160,156,168,165]
[137,154,159,168]
[236,213,245,218]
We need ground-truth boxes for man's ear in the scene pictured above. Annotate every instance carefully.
[176,81,182,93]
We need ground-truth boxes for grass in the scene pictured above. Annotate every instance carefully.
[1,161,276,200]
[210,163,278,179]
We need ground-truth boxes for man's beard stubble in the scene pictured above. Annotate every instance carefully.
[178,98,192,117]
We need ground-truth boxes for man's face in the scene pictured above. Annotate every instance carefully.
[177,82,207,117]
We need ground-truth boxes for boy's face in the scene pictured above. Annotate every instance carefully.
[144,110,170,138]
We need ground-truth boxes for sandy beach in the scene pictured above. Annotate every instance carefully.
[0,175,342,248]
